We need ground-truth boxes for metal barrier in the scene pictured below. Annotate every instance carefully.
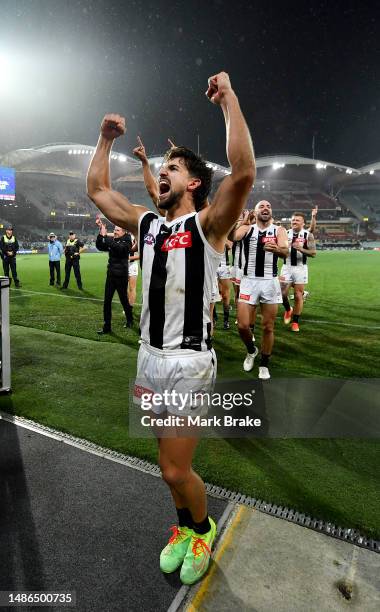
[0,276,11,393]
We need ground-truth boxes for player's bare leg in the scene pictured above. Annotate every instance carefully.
[128,275,137,306]
[292,283,304,332]
[259,303,278,379]
[158,435,207,523]
[237,301,258,371]
[219,278,232,329]
[210,303,215,336]
[281,282,293,324]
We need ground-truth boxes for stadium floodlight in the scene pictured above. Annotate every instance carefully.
[369,170,374,175]
[68,150,72,155]
[346,169,353,174]
[272,162,285,170]
[119,155,127,162]
[316,162,327,169]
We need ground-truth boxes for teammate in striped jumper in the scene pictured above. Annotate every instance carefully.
[233,200,288,379]
[216,241,233,329]
[281,212,316,332]
[87,71,255,585]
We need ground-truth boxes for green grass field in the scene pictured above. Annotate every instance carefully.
[1,251,379,538]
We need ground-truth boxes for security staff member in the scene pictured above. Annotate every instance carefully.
[96,219,133,334]
[0,225,21,287]
[61,231,85,290]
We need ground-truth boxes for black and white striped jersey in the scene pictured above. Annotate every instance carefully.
[242,223,280,278]
[233,238,245,272]
[138,211,222,352]
[218,244,230,270]
[224,245,230,266]
[285,229,310,266]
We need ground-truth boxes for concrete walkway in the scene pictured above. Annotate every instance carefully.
[182,505,380,611]
[1,415,378,612]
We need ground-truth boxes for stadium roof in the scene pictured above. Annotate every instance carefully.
[0,143,230,183]
[0,144,379,193]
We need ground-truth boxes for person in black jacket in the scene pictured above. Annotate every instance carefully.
[61,231,85,290]
[0,225,21,287]
[96,218,133,334]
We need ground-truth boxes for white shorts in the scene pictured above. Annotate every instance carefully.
[211,275,221,304]
[216,264,232,280]
[133,342,217,416]
[280,265,308,285]
[239,277,283,305]
[129,261,139,277]
[231,266,243,286]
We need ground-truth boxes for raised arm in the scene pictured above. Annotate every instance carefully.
[308,205,318,234]
[200,72,255,252]
[228,210,251,241]
[133,136,160,206]
[87,115,149,236]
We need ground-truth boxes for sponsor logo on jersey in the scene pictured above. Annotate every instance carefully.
[262,236,277,244]
[240,293,250,300]
[144,233,155,245]
[161,231,192,251]
[133,384,154,399]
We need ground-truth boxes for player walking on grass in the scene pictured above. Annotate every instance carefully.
[233,201,288,379]
[87,71,255,584]
[281,212,316,332]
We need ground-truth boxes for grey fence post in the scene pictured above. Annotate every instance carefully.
[0,276,11,393]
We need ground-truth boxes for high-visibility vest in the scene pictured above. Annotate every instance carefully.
[3,235,15,244]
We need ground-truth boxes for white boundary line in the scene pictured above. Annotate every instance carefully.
[302,319,380,330]
[10,288,103,302]
[9,288,142,305]
[9,289,380,330]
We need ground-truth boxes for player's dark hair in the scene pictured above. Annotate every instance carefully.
[292,212,306,221]
[164,146,213,211]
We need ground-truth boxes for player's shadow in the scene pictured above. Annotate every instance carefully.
[161,555,257,610]
[61,287,98,299]
[221,436,353,528]
[0,411,46,594]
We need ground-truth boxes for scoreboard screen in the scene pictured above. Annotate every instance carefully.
[0,167,15,201]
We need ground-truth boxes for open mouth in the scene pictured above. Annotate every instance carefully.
[159,180,170,197]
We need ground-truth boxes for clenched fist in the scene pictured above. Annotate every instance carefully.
[101,114,126,140]
[205,72,232,105]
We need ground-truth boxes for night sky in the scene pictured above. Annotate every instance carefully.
[1,0,379,167]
